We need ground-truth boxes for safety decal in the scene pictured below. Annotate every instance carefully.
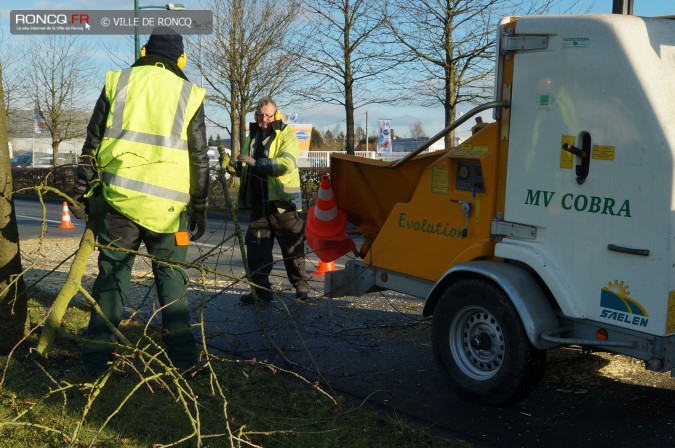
[667,291,675,334]
[599,280,649,328]
[449,144,473,156]
[592,145,615,161]
[431,165,449,195]
[449,145,488,158]
[560,135,575,169]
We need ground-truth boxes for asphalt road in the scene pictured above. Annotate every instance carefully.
[14,198,675,448]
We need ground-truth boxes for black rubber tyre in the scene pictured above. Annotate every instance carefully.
[431,278,547,405]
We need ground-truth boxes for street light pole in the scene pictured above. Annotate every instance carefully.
[134,0,140,57]
[133,3,186,58]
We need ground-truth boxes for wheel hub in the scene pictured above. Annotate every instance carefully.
[471,332,492,350]
[449,306,506,380]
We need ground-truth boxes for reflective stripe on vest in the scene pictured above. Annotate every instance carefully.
[101,171,191,203]
[104,69,192,151]
[97,66,205,233]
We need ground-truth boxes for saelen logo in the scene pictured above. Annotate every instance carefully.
[599,280,649,327]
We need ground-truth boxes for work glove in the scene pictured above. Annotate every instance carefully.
[221,153,236,175]
[70,193,88,221]
[238,154,256,167]
[70,185,104,222]
[189,203,207,241]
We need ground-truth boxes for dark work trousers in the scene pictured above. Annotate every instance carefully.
[83,200,197,375]
[245,207,310,298]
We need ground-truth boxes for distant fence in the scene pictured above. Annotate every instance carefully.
[300,150,425,168]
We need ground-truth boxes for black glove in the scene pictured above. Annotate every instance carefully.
[189,204,207,241]
[70,193,88,221]
[238,154,256,167]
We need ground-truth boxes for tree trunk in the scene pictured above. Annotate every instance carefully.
[230,113,240,158]
[51,138,60,167]
[237,112,247,159]
[345,91,355,155]
[444,63,456,149]
[0,64,28,353]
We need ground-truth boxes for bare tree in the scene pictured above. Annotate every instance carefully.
[199,0,299,158]
[21,36,96,165]
[385,0,558,147]
[0,34,23,139]
[410,121,426,138]
[295,0,406,154]
[0,64,27,352]
[355,124,365,144]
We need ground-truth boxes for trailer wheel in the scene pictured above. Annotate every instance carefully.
[432,278,547,405]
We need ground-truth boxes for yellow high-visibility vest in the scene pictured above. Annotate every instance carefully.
[96,64,205,233]
[240,124,303,211]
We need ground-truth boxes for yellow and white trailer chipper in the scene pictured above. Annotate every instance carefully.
[323,13,675,405]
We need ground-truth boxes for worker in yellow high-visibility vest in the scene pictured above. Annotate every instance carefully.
[74,27,209,377]
[227,97,310,304]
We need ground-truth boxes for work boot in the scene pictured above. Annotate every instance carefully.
[240,292,273,305]
[295,282,310,301]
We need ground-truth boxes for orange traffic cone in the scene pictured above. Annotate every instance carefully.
[305,174,357,262]
[312,260,336,276]
[306,235,357,263]
[59,201,75,229]
[305,174,348,241]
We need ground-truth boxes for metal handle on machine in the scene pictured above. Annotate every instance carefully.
[388,100,511,169]
[450,199,472,238]
[607,244,650,257]
[561,143,588,159]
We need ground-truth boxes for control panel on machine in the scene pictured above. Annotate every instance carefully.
[456,161,485,193]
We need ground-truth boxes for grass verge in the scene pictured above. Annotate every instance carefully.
[0,300,467,448]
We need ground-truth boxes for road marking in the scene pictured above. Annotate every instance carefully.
[16,214,84,227]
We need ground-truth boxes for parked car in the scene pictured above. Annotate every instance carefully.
[10,152,34,167]
[11,152,76,168]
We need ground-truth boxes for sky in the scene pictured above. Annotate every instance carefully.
[1,0,674,141]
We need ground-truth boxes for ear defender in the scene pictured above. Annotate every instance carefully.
[254,109,282,121]
[177,52,187,70]
[140,46,147,58]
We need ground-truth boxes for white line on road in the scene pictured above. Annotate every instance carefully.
[16,214,84,227]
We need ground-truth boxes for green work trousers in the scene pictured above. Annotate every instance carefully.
[83,200,197,375]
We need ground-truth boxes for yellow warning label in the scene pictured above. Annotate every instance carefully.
[560,135,575,169]
[449,145,487,158]
[431,165,449,194]
[667,291,675,334]
[593,145,615,161]
[449,146,472,156]
[466,146,488,158]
